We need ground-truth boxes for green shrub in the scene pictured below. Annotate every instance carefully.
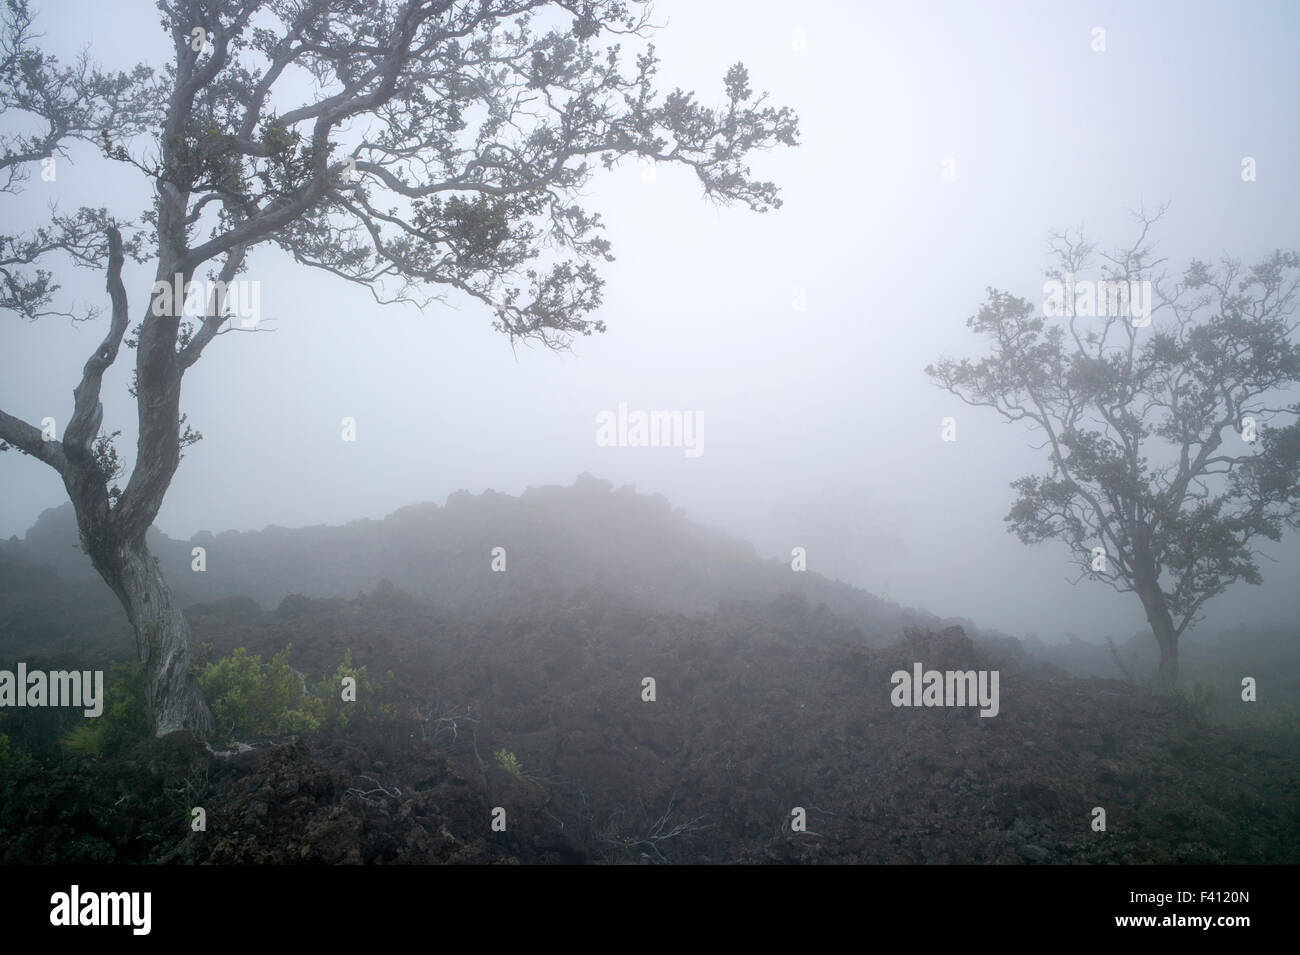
[1173,681,1220,724]
[196,645,382,742]
[492,747,548,794]
[197,645,324,741]
[495,748,524,778]
[314,647,382,730]
[59,723,106,758]
[58,662,148,758]
[196,646,262,740]
[1246,704,1300,736]
[0,731,11,765]
[102,662,149,738]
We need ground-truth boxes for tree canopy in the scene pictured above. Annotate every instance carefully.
[928,209,1300,689]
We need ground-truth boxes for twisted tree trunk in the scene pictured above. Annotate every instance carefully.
[1134,559,1179,692]
[72,503,213,736]
[110,541,212,736]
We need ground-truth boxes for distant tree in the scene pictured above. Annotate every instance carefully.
[0,0,798,734]
[927,209,1300,690]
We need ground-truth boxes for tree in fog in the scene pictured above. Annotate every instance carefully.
[0,0,798,734]
[928,210,1300,690]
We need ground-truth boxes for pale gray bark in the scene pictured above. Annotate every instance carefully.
[98,540,214,736]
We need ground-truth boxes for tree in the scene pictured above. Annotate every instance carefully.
[0,0,798,735]
[927,209,1300,691]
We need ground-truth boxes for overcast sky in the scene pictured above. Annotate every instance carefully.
[2,0,1298,642]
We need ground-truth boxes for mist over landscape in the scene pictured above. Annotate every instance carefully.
[0,0,1297,884]
[5,0,1297,643]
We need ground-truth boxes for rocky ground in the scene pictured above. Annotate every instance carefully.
[2,589,1297,864]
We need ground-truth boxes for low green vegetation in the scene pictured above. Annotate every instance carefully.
[495,748,524,778]
[0,647,383,761]
[59,724,107,758]
[1171,681,1220,726]
[1244,704,1300,736]
[196,645,380,744]
[57,662,148,758]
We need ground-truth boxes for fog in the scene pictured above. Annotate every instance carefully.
[3,0,1298,644]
